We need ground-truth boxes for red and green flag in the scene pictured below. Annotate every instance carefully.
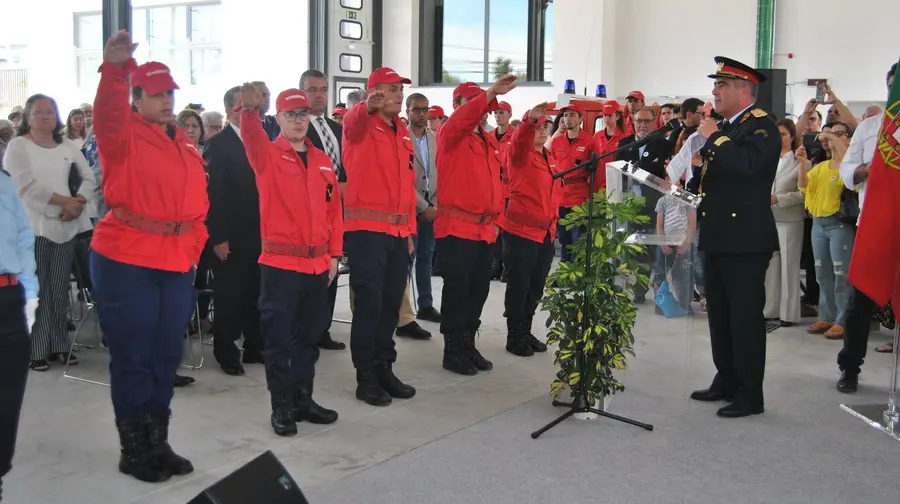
[848,57,900,317]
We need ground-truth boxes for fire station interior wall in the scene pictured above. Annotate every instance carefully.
[775,0,899,118]
[385,0,896,122]
[3,0,309,114]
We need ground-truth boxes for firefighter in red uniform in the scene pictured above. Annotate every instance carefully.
[490,101,514,279]
[594,101,627,157]
[237,85,342,436]
[500,104,562,356]
[434,75,517,376]
[550,101,599,262]
[342,67,418,407]
[90,31,208,483]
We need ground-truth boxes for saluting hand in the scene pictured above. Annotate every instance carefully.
[366,90,386,114]
[488,74,518,97]
[103,29,137,67]
[698,118,719,139]
[528,102,554,123]
[239,83,261,110]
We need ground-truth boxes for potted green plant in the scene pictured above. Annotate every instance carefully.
[542,191,650,407]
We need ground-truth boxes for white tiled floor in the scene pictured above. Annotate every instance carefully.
[5,275,898,503]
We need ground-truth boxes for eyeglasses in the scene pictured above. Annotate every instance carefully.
[409,107,429,115]
[831,130,849,137]
[281,110,310,122]
[634,118,654,124]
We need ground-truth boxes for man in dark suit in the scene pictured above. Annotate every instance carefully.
[300,69,348,351]
[204,86,264,376]
[689,57,781,418]
[616,107,673,302]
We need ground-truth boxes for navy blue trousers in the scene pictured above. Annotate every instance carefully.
[0,284,29,482]
[91,252,195,419]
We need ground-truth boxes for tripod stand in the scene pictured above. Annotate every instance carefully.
[532,143,658,439]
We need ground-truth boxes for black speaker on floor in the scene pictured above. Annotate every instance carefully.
[188,451,309,504]
[755,68,787,121]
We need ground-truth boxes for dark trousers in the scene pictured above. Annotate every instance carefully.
[211,252,262,364]
[704,252,771,405]
[72,232,93,292]
[412,216,436,309]
[91,251,195,419]
[345,231,408,369]
[325,270,340,332]
[837,286,877,375]
[194,248,214,320]
[258,266,329,394]
[0,284,29,482]
[503,232,554,329]
[437,236,494,335]
[557,207,583,262]
[801,217,819,304]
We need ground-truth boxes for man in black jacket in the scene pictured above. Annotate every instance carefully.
[204,85,264,375]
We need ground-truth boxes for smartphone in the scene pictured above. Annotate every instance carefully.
[802,132,823,160]
[815,83,826,104]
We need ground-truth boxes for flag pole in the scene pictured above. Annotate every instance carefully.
[884,325,900,425]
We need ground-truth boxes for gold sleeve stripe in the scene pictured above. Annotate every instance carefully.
[714,136,730,147]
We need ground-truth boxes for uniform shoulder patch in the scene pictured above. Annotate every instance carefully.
[714,136,730,147]
[750,108,767,118]
[754,128,769,137]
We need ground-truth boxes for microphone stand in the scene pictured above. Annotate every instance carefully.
[531,132,661,439]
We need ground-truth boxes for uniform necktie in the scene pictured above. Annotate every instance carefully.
[317,117,341,171]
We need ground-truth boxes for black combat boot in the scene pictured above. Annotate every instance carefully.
[462,330,493,371]
[442,333,477,375]
[375,362,416,399]
[145,410,194,476]
[294,378,339,424]
[270,393,298,437]
[523,316,548,353]
[115,417,171,483]
[506,322,534,357]
[356,368,392,406]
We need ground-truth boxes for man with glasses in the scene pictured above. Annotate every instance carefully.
[238,84,342,436]
[300,69,348,352]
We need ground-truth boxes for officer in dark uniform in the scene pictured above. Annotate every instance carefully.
[688,57,781,418]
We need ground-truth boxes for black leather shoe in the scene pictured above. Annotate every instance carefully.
[689,388,734,402]
[443,334,478,375]
[294,379,338,424]
[317,331,346,350]
[416,307,443,323]
[220,363,245,376]
[146,410,194,475]
[462,331,493,371]
[173,374,196,387]
[396,322,432,340]
[506,334,534,357]
[716,402,764,418]
[241,351,264,364]
[356,368,392,406]
[375,362,416,399]
[270,394,297,436]
[837,371,858,393]
[115,417,172,483]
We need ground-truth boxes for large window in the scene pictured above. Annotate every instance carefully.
[422,0,552,85]
[73,2,222,90]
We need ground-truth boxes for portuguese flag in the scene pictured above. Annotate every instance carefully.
[848,57,900,316]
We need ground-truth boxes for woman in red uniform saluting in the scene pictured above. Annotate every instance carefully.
[90,30,209,484]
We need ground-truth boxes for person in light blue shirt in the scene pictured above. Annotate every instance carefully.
[0,169,37,497]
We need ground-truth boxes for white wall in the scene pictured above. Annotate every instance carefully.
[775,0,897,117]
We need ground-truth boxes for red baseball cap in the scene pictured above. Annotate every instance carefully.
[428,105,445,118]
[453,82,483,102]
[522,111,551,126]
[496,101,512,113]
[275,89,309,113]
[626,90,645,101]
[130,61,179,95]
[602,101,620,115]
[332,106,347,116]
[367,67,412,89]
[559,101,583,115]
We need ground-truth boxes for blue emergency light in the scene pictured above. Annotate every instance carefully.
[595,84,607,98]
[563,79,576,94]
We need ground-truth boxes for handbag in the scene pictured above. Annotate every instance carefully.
[67,162,81,197]
[838,188,859,226]
[872,303,896,331]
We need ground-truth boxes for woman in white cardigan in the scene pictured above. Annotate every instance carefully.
[764,119,804,325]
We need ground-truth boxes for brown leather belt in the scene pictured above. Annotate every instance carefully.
[505,210,552,230]
[0,273,17,287]
[437,207,497,225]
[344,208,409,225]
[262,241,330,258]
[112,208,196,236]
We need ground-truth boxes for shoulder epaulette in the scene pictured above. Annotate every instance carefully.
[750,108,767,118]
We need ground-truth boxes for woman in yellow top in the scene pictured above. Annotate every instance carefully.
[797,121,855,339]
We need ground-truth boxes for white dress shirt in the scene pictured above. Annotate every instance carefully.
[2,137,94,243]
[840,112,882,225]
